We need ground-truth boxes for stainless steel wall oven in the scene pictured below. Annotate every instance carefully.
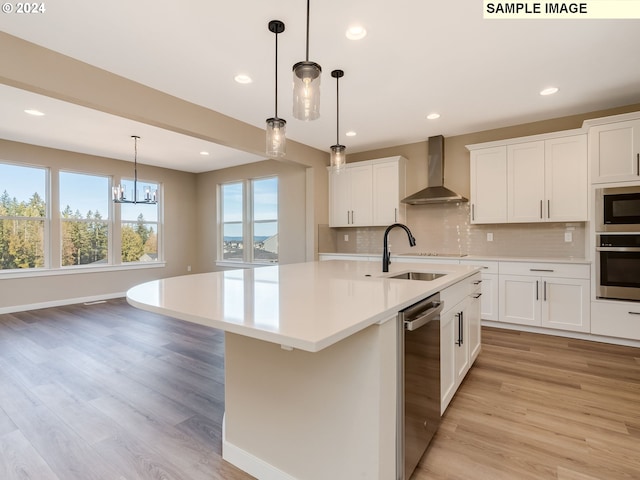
[596,234,640,302]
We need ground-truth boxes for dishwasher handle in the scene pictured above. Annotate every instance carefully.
[404,301,444,331]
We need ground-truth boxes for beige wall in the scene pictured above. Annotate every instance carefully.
[332,103,640,258]
[195,159,308,272]
[0,139,197,310]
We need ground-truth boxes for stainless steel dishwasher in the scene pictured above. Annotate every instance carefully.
[397,293,443,480]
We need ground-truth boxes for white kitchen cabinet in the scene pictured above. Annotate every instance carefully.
[329,164,373,227]
[499,262,590,332]
[591,300,640,341]
[589,118,640,184]
[373,159,406,225]
[440,272,481,414]
[468,132,588,224]
[508,141,546,222]
[470,146,507,224]
[328,156,406,227]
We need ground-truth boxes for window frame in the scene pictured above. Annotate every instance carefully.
[0,159,165,278]
[218,176,279,266]
[0,161,50,271]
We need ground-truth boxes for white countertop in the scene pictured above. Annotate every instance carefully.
[127,260,478,352]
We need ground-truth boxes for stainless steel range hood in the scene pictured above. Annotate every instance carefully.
[401,135,468,205]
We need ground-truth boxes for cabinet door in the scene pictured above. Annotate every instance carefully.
[507,141,545,223]
[470,146,507,224]
[348,165,373,226]
[499,274,541,326]
[478,273,498,321]
[541,278,590,332]
[440,307,457,414]
[372,160,403,225]
[454,305,470,384]
[329,169,351,227]
[467,290,482,363]
[545,135,588,222]
[590,119,640,184]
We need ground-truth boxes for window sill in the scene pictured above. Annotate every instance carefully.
[0,261,166,280]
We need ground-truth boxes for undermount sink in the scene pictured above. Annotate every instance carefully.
[387,271,446,281]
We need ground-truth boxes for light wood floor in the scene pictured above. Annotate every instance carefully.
[0,299,638,480]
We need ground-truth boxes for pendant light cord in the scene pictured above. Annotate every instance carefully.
[275,28,279,118]
[336,74,340,144]
[133,135,139,201]
[305,0,310,61]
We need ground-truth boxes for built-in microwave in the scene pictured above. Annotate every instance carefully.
[596,185,640,232]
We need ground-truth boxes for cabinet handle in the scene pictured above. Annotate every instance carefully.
[395,207,398,222]
[455,312,463,346]
[543,281,547,301]
[637,153,639,176]
[530,268,554,272]
[460,311,464,345]
[473,280,483,285]
[472,293,482,299]
[547,199,550,219]
[352,210,355,224]
[629,311,640,316]
[347,211,350,224]
[540,200,543,219]
[471,204,475,221]
[536,280,539,300]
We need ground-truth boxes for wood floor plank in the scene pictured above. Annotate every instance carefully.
[0,430,61,480]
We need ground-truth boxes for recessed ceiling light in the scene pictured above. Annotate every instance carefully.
[345,25,367,40]
[540,87,559,96]
[345,131,357,137]
[427,113,440,120]
[234,74,253,84]
[200,151,210,156]
[24,109,45,116]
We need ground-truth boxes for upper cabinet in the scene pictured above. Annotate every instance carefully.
[588,117,640,184]
[328,156,406,227]
[468,131,588,224]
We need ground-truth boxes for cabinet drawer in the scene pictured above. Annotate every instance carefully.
[591,301,640,341]
[499,261,590,279]
[459,259,499,274]
[441,273,481,310]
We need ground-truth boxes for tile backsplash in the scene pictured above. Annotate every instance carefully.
[319,202,586,259]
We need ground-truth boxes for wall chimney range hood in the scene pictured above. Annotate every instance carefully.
[401,135,468,205]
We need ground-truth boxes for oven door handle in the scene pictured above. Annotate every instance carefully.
[597,246,640,252]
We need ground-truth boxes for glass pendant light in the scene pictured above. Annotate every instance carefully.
[330,69,346,172]
[266,20,286,157]
[292,0,321,121]
[113,136,157,204]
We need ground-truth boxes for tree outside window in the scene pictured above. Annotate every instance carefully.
[120,179,160,263]
[0,163,47,270]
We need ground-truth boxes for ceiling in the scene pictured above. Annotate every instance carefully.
[1,1,640,173]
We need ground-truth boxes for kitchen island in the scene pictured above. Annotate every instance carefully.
[127,260,480,480]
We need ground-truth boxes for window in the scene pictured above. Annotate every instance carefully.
[220,177,278,264]
[120,179,160,263]
[0,163,48,270]
[59,171,109,267]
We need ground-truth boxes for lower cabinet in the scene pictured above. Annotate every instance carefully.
[440,273,481,414]
[498,262,590,333]
[591,300,640,341]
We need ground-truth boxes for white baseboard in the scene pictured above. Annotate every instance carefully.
[0,292,126,315]
[222,414,298,480]
[482,320,640,348]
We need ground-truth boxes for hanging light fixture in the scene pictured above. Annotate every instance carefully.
[112,136,157,204]
[330,69,346,172]
[292,0,321,121]
[266,20,286,157]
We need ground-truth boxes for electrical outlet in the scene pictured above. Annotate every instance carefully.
[187,265,192,272]
[344,234,349,242]
[564,232,572,242]
[487,232,493,242]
